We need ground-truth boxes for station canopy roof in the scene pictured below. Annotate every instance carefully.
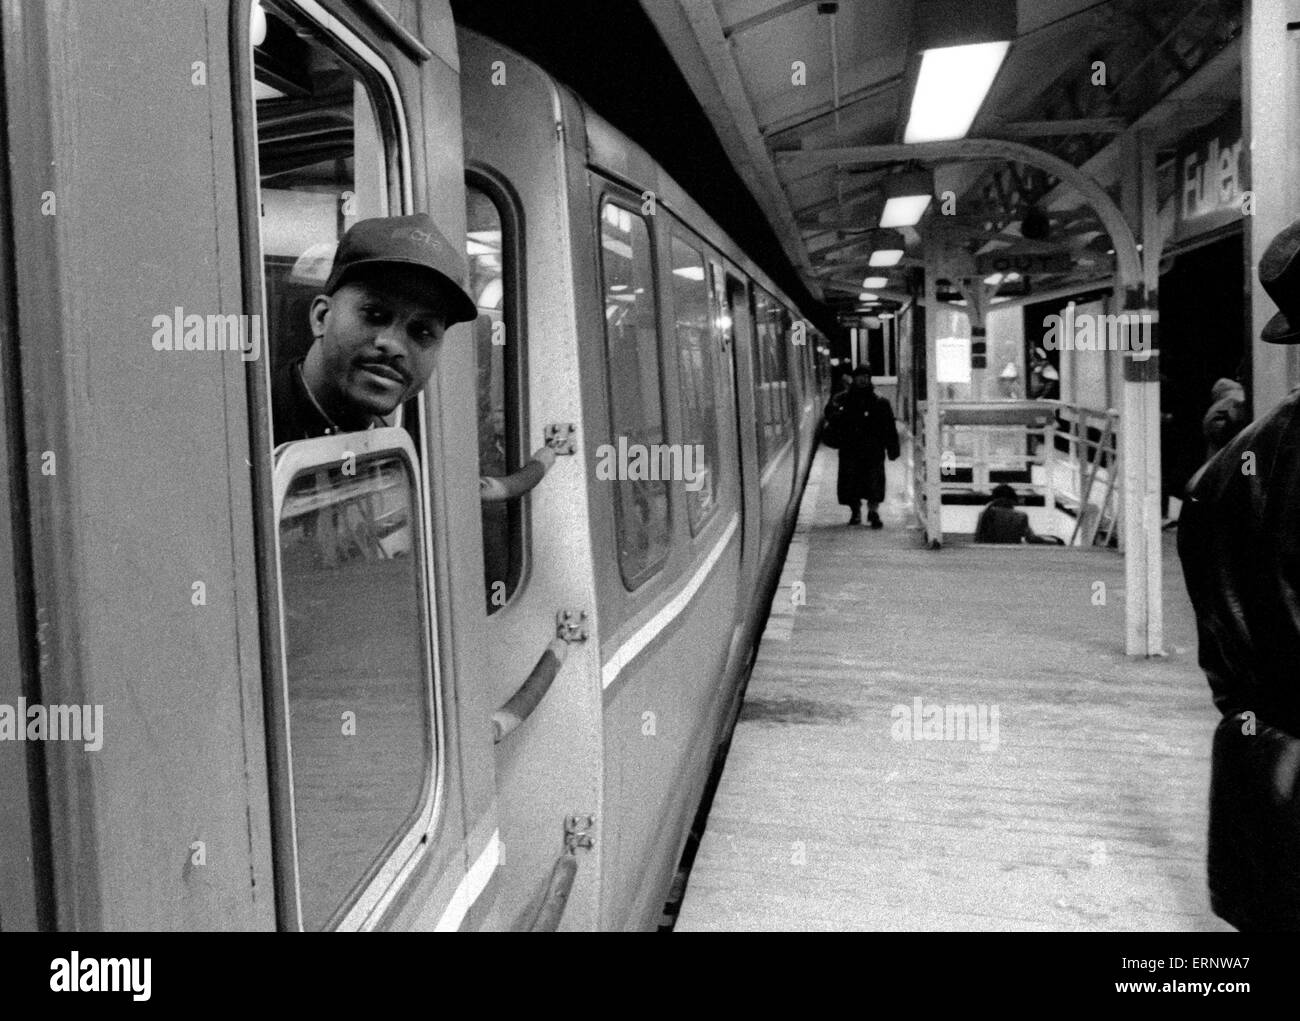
[641,0,1243,323]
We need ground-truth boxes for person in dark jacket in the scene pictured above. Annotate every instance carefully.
[974,484,1060,544]
[272,213,477,447]
[1178,217,1300,931]
[825,364,899,527]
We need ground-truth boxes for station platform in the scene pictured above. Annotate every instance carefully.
[676,449,1229,932]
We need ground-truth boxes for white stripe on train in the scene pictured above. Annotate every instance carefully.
[434,830,501,932]
[601,513,740,690]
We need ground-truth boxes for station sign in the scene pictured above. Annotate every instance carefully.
[974,247,1074,277]
[1172,104,1244,245]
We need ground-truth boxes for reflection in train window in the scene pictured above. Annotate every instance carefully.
[278,450,431,931]
[756,288,792,457]
[670,234,720,534]
[252,1,392,443]
[598,200,669,588]
[467,181,524,612]
[753,289,780,461]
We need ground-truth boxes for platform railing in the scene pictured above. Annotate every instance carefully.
[910,400,1123,547]
[1050,402,1120,546]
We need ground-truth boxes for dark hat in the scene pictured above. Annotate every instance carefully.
[851,363,873,377]
[324,213,478,326]
[1259,218,1300,344]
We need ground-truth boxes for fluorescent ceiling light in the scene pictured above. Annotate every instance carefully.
[672,265,706,281]
[869,249,904,267]
[858,292,878,301]
[904,41,1011,144]
[879,312,895,320]
[983,272,1004,286]
[862,276,890,289]
[879,194,932,228]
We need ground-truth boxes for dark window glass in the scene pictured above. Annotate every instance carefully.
[670,234,720,533]
[599,201,669,587]
[466,183,522,612]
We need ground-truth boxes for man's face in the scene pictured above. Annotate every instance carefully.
[306,266,452,422]
[852,374,871,389]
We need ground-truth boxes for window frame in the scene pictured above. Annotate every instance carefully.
[595,191,672,591]
[465,167,530,614]
[232,0,446,932]
[272,427,440,931]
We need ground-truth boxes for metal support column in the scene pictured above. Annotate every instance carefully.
[1119,128,1164,657]
[923,239,943,548]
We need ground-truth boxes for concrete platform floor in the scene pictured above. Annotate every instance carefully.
[676,448,1230,932]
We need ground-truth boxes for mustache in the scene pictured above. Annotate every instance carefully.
[355,355,410,385]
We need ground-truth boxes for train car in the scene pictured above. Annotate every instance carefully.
[0,0,826,932]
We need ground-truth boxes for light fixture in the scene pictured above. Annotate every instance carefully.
[879,312,895,320]
[903,0,1015,144]
[869,249,904,267]
[862,276,890,289]
[905,42,1009,142]
[879,170,934,228]
[983,272,1004,286]
[858,292,879,302]
[251,2,268,47]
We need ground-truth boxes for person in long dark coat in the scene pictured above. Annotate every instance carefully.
[1177,217,1300,931]
[825,364,899,527]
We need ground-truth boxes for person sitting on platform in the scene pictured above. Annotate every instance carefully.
[974,484,1061,544]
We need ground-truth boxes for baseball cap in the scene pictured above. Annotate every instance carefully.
[324,213,478,326]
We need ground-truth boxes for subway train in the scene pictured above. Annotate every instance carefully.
[0,0,829,931]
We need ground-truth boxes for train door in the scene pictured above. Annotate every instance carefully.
[459,33,604,931]
[237,0,491,930]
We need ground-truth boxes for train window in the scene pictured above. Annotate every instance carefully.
[245,2,440,932]
[669,233,720,534]
[275,433,433,931]
[754,288,788,461]
[746,284,767,465]
[467,179,524,612]
[599,199,670,588]
[252,1,393,445]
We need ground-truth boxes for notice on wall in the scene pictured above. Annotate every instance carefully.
[937,336,972,384]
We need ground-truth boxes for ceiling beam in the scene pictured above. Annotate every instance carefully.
[774,138,1142,288]
[722,0,820,40]
[986,117,1128,137]
[640,0,815,283]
